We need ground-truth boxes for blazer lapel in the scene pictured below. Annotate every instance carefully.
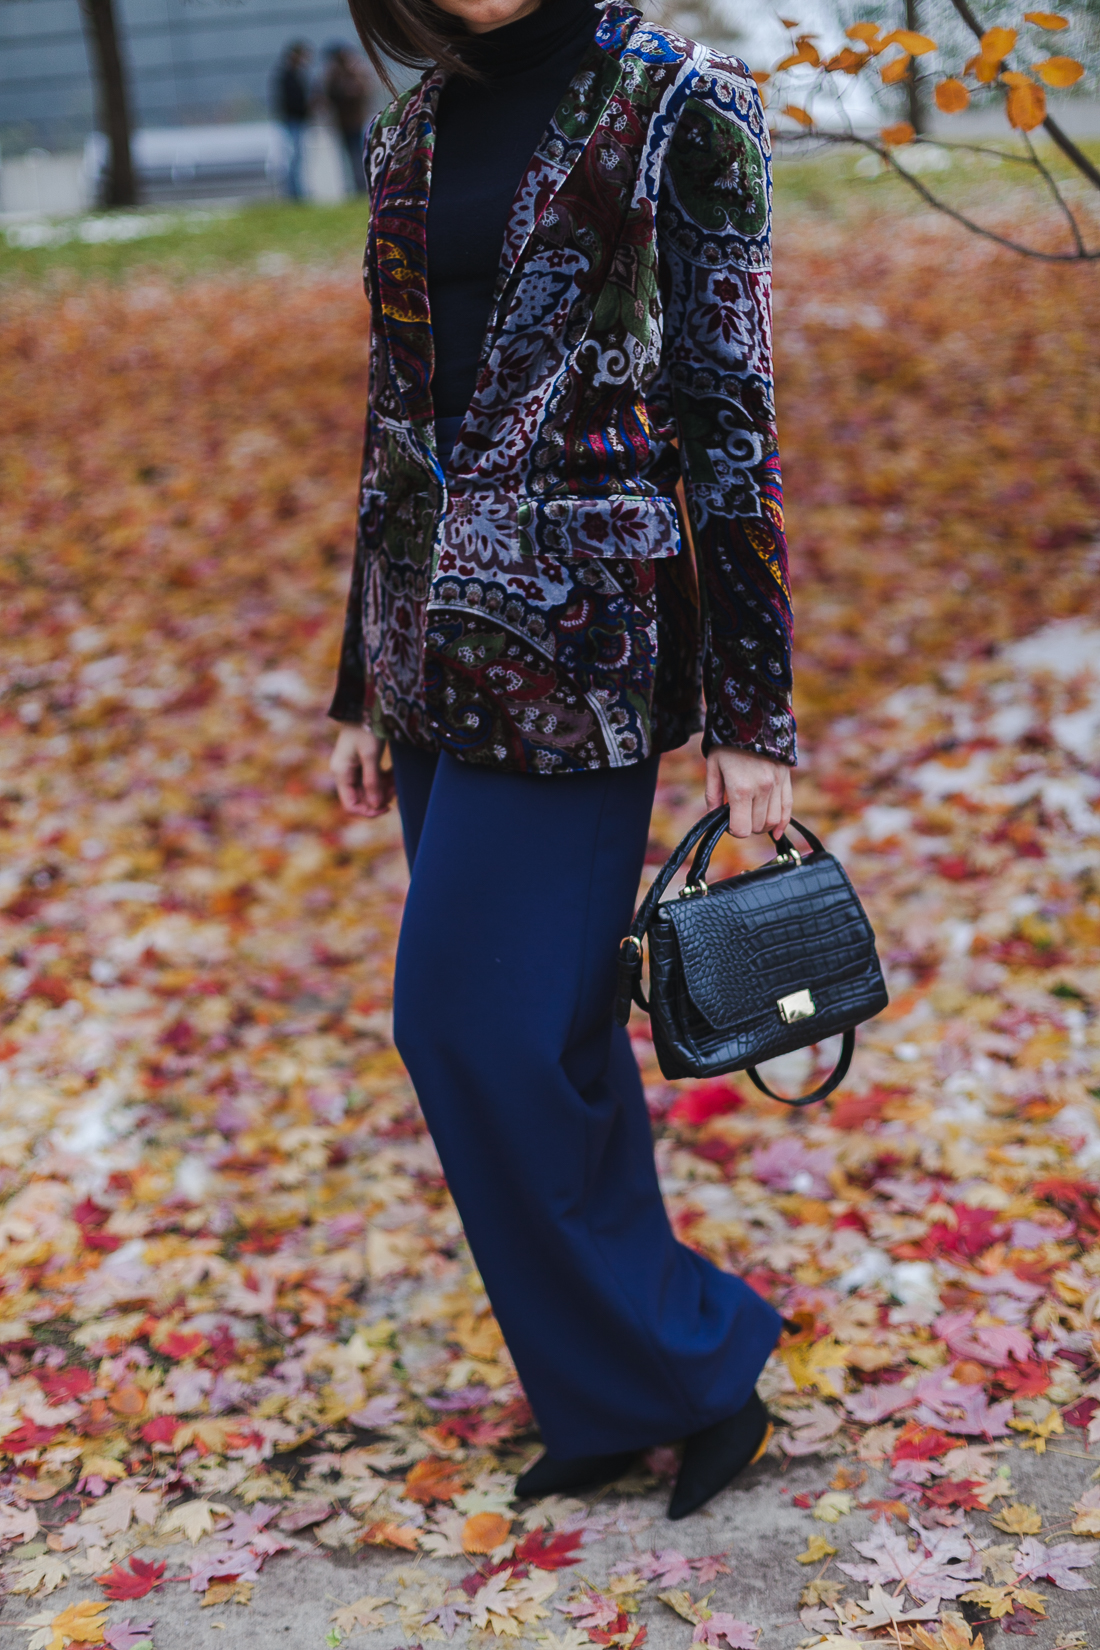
[491,3,638,300]
[371,71,443,437]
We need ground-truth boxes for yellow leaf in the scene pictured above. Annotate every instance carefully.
[1072,1507,1100,1535]
[1035,55,1084,85]
[47,1599,108,1650]
[1024,10,1069,26]
[881,54,912,84]
[782,104,815,127]
[980,26,1017,61]
[991,1502,1042,1535]
[781,1335,848,1392]
[813,1490,853,1523]
[880,121,916,146]
[879,29,939,54]
[935,78,970,111]
[797,1533,838,1563]
[1008,1408,1061,1448]
[462,1512,512,1554]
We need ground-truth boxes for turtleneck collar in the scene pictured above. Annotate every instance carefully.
[449,0,600,80]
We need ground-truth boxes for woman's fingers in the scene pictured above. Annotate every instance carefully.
[330,724,394,818]
[706,747,794,841]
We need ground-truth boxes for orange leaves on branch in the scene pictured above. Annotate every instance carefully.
[776,37,821,70]
[880,122,916,146]
[847,21,884,48]
[823,46,870,73]
[979,25,1018,65]
[880,54,912,84]
[935,78,971,112]
[878,28,938,54]
[1024,9,1069,26]
[1005,77,1048,129]
[1035,55,1084,85]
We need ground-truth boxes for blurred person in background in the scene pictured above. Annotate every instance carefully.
[330,0,795,1521]
[273,40,313,200]
[324,43,372,195]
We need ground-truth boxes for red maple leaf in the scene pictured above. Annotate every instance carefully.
[994,1360,1051,1399]
[1032,1176,1100,1234]
[669,1081,744,1128]
[97,1557,167,1601]
[590,1612,632,1645]
[513,1527,584,1569]
[921,1478,987,1511]
[39,1366,94,1403]
[1062,1395,1100,1431]
[3,1422,63,1452]
[140,1416,180,1445]
[892,1423,958,1462]
[157,1331,207,1360]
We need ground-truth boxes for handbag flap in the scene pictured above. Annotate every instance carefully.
[656,855,877,1033]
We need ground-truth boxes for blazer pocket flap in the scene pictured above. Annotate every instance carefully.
[534,494,682,559]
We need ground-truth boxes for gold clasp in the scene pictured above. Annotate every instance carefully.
[678,878,708,899]
[777,988,816,1024]
[776,846,802,868]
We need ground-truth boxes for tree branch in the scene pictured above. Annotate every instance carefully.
[778,131,1100,261]
[943,0,1100,192]
[1022,127,1086,254]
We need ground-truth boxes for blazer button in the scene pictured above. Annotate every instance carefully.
[516,501,533,528]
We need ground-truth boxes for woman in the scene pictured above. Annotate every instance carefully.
[329,0,795,1520]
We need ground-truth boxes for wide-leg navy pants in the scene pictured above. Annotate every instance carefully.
[390,744,782,1457]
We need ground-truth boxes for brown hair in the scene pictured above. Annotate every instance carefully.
[346,0,475,89]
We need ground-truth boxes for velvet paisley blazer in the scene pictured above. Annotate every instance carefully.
[329,1,795,776]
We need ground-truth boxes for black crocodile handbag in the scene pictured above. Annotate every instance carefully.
[613,809,889,1104]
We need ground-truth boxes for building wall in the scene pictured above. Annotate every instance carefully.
[0,0,374,156]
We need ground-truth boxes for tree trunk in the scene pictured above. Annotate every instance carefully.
[80,0,138,207]
[904,0,926,133]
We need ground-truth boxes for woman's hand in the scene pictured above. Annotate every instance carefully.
[705,746,793,840]
[330,723,394,818]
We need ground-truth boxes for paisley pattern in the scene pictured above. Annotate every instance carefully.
[329,2,795,774]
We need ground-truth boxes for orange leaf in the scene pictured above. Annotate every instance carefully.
[751,69,771,84]
[1024,10,1069,26]
[404,1456,465,1504]
[824,46,870,73]
[881,54,912,83]
[878,28,938,54]
[107,1383,146,1416]
[966,52,1001,83]
[1000,69,1034,84]
[776,43,820,70]
[935,77,970,111]
[1006,78,1047,128]
[880,121,916,146]
[778,16,801,26]
[979,26,1017,61]
[358,1520,420,1551]
[462,1511,512,1554]
[1035,55,1084,85]
[782,104,815,127]
[846,21,882,45]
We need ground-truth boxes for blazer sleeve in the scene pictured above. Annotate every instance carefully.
[328,117,383,730]
[659,70,796,766]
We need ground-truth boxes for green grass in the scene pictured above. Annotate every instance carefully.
[0,197,370,285]
[1,136,1096,284]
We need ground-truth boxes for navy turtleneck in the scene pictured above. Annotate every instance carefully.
[426,0,600,450]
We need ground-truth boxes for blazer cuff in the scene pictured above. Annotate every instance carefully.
[703,694,797,766]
